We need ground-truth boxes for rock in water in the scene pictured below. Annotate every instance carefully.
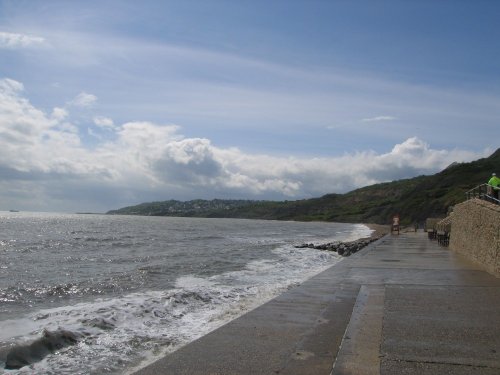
[5,329,79,370]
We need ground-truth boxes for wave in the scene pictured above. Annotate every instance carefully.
[0,244,342,374]
[3,329,81,370]
[0,274,147,305]
[0,220,371,374]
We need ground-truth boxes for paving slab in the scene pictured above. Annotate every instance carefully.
[331,285,385,375]
[134,232,500,375]
[380,285,500,372]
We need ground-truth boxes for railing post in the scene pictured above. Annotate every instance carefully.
[464,183,499,205]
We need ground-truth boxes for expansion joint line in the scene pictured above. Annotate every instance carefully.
[385,358,499,370]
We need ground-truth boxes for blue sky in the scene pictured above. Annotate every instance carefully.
[0,0,499,212]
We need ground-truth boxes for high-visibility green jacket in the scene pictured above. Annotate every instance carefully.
[488,176,500,190]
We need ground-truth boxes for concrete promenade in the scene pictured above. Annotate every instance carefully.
[135,232,500,375]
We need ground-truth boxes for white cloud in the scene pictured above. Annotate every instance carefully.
[93,116,115,129]
[0,31,46,49]
[70,92,97,107]
[51,107,68,121]
[0,77,24,93]
[3,25,498,155]
[0,78,99,175]
[361,115,397,122]
[0,78,491,212]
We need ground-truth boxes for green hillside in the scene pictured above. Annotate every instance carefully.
[107,149,500,225]
[107,199,259,216]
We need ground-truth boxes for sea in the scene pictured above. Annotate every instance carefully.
[0,212,372,374]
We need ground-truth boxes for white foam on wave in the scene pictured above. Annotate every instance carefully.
[0,225,370,374]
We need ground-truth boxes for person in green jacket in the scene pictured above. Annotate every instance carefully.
[488,173,500,200]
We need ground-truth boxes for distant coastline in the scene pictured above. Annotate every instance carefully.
[103,147,500,226]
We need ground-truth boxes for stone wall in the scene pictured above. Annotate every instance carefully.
[449,198,500,277]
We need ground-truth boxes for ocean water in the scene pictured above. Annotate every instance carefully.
[0,212,371,374]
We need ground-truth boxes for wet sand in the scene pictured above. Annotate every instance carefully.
[364,223,390,238]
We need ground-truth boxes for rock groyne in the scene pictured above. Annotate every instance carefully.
[295,236,382,257]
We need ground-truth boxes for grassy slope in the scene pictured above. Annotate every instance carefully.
[108,149,500,225]
[210,149,500,225]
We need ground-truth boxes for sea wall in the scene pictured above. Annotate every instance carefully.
[449,198,500,277]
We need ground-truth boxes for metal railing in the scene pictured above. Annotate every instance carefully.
[465,183,500,204]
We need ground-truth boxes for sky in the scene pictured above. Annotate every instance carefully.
[0,0,499,212]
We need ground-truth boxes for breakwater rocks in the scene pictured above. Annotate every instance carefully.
[295,236,381,257]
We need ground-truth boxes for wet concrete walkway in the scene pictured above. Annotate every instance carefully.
[134,232,500,375]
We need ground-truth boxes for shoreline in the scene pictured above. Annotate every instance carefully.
[364,223,391,239]
[128,222,382,374]
[133,232,500,375]
[1,220,385,373]
[132,233,389,375]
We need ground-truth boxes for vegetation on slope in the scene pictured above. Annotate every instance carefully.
[107,199,259,216]
[107,149,500,225]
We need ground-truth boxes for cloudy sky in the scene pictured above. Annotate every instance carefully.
[0,0,499,212]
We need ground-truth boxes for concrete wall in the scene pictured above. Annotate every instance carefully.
[450,199,500,277]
